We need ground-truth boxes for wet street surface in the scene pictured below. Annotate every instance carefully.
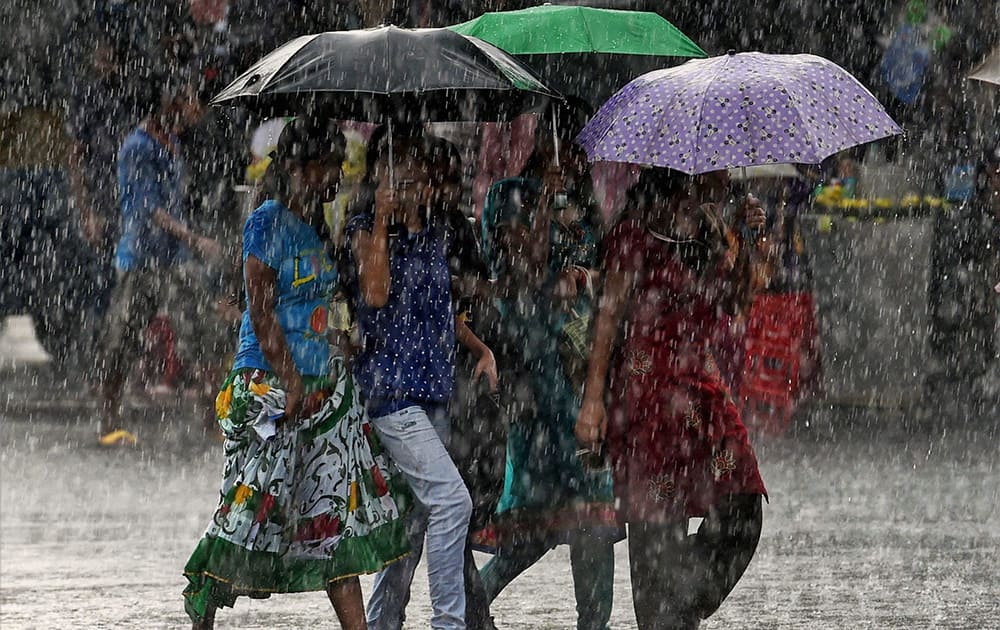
[2,359,999,629]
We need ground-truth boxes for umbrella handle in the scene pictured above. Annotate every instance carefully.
[740,165,762,245]
[552,106,560,168]
[388,119,395,189]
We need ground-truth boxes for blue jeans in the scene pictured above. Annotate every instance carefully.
[367,405,473,630]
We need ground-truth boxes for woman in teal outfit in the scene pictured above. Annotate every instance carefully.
[478,138,620,630]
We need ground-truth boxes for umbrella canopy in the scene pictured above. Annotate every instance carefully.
[449,5,706,57]
[211,26,559,120]
[449,5,706,109]
[969,46,1000,86]
[576,52,902,174]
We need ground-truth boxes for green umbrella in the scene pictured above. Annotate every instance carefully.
[449,4,706,57]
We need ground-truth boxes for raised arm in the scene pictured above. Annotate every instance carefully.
[350,185,395,308]
[245,255,304,420]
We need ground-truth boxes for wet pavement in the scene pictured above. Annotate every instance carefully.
[2,324,999,628]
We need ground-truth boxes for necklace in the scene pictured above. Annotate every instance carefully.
[647,228,707,248]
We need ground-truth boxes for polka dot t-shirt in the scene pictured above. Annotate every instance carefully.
[345,211,456,418]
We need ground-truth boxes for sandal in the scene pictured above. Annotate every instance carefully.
[98,428,139,447]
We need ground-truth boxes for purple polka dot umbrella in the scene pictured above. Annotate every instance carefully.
[576,52,902,175]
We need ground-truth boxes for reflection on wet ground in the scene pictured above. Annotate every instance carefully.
[1,364,998,629]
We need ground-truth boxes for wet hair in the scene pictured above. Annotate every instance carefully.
[262,117,346,202]
[423,136,463,186]
[365,121,426,181]
[362,123,432,186]
[626,168,688,215]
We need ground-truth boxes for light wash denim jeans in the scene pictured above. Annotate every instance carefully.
[366,405,473,630]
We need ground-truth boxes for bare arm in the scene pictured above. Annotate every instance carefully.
[575,263,635,450]
[245,255,305,420]
[153,208,221,261]
[456,316,498,392]
[351,186,395,308]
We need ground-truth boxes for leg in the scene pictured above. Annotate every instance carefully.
[369,406,472,630]
[98,269,159,435]
[366,512,425,630]
[627,520,700,630]
[191,604,215,630]
[570,532,615,630]
[689,494,763,619]
[463,540,494,630]
[479,535,551,603]
[328,577,368,630]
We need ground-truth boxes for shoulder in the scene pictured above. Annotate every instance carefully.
[244,200,285,234]
[118,129,158,162]
[602,218,649,269]
[252,199,285,220]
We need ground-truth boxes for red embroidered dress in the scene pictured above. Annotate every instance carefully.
[603,219,767,523]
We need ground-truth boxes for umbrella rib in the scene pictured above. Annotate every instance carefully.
[690,60,729,174]
[577,6,598,54]
[385,29,391,94]
[779,59,840,163]
[257,33,323,94]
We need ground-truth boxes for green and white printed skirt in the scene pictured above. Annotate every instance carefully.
[183,358,412,622]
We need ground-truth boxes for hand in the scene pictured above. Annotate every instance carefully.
[472,347,499,393]
[553,268,580,303]
[575,397,607,451]
[742,194,767,231]
[80,209,106,246]
[283,376,305,425]
[194,235,223,263]
[374,182,400,227]
[541,164,564,198]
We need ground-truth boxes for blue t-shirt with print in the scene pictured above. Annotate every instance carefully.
[234,200,336,377]
[115,127,189,271]
[345,211,456,417]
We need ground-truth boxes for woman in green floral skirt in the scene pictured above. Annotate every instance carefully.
[183,118,411,629]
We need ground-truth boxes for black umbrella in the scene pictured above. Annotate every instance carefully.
[211,25,560,122]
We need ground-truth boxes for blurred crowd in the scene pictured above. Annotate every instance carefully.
[0,0,995,427]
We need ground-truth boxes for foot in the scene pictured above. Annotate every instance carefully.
[98,428,138,447]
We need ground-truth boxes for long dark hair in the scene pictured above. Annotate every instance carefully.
[261,117,345,204]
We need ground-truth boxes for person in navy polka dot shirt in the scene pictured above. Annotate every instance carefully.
[346,129,497,630]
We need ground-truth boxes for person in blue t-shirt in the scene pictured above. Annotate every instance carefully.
[97,81,220,446]
[184,118,411,630]
[347,130,497,630]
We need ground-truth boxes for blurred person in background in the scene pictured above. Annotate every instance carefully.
[95,78,221,446]
[0,0,100,367]
[428,136,505,630]
[66,26,134,304]
[926,147,1000,395]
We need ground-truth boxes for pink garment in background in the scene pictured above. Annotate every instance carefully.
[471,114,538,218]
[591,161,641,225]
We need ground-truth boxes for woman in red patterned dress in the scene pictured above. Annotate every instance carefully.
[575,168,768,629]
